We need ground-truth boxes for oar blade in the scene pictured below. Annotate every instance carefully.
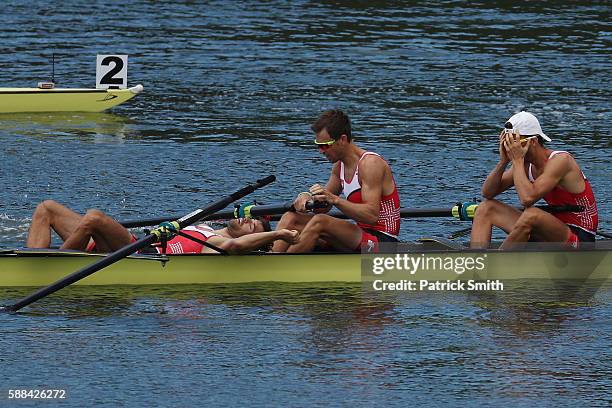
[4,234,157,313]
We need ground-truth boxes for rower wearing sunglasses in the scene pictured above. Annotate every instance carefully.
[272,109,401,253]
[470,111,598,249]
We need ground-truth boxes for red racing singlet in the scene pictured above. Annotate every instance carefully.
[339,152,401,238]
[528,151,598,236]
[154,224,219,254]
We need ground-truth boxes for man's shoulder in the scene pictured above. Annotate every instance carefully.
[549,150,573,160]
[539,151,581,183]
[206,234,229,243]
[357,154,392,185]
[545,151,574,171]
[359,152,391,171]
[360,151,387,164]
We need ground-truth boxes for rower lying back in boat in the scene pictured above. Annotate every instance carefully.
[26,200,300,255]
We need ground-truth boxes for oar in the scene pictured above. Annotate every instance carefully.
[119,204,455,227]
[119,201,299,228]
[292,204,583,221]
[1,175,276,313]
[119,203,585,227]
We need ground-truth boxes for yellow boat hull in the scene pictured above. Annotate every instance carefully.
[0,84,143,113]
[0,248,609,287]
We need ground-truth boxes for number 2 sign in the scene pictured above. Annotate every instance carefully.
[96,55,128,89]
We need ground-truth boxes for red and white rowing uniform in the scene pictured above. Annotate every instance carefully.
[339,152,401,252]
[153,224,220,254]
[528,151,598,247]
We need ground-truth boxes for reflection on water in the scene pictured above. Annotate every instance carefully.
[0,282,609,405]
[0,112,135,142]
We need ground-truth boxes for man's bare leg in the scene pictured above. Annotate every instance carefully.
[26,200,84,248]
[287,214,362,253]
[500,207,571,249]
[271,212,312,252]
[61,209,133,252]
[470,199,522,249]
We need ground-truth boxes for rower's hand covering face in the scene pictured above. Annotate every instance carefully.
[309,183,340,206]
[499,130,510,163]
[503,131,530,161]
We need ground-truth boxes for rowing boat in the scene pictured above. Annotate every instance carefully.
[1,240,609,287]
[1,201,609,287]
[0,84,143,113]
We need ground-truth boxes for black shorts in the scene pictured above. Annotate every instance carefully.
[569,225,595,243]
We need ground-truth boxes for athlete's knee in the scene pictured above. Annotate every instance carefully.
[81,209,109,230]
[305,214,331,232]
[32,200,59,220]
[474,199,500,219]
[518,207,541,225]
[513,207,541,232]
[277,211,301,229]
[31,202,49,219]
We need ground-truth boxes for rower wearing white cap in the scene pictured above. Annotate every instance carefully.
[470,111,598,249]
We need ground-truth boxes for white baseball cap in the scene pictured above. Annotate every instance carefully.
[504,111,551,142]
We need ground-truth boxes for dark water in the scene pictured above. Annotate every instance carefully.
[1,283,610,407]
[0,1,610,406]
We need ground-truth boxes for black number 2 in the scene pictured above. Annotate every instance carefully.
[100,56,124,85]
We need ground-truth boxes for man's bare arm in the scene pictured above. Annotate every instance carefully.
[293,164,342,213]
[482,131,515,199]
[512,155,569,207]
[325,162,343,195]
[482,164,514,199]
[332,155,384,225]
[206,230,299,254]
